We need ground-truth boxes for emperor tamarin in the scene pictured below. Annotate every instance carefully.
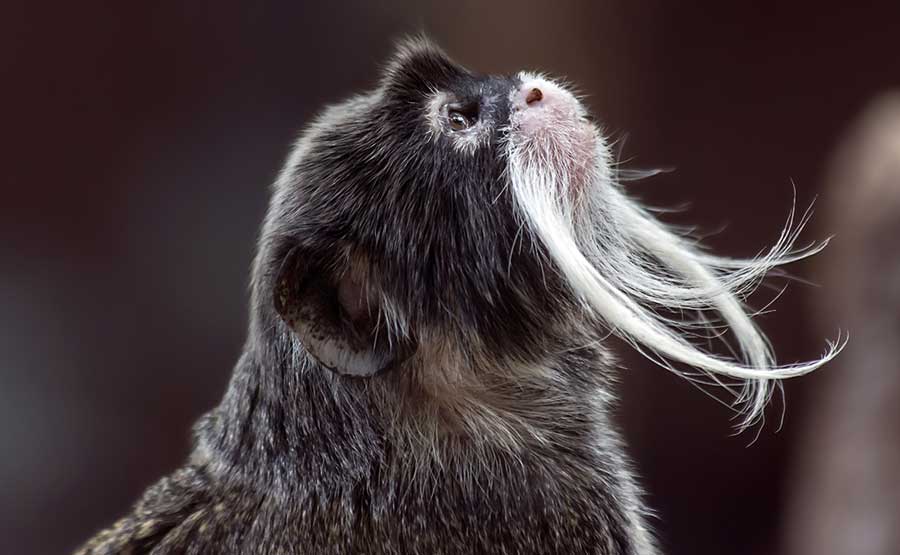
[75,37,843,555]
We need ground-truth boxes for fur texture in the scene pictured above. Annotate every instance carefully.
[75,37,840,555]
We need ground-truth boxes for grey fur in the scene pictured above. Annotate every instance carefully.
[75,38,664,554]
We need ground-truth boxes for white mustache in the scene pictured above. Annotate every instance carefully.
[506,134,845,430]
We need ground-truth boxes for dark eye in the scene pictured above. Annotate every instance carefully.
[445,102,478,131]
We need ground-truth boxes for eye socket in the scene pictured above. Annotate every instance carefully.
[445,102,478,131]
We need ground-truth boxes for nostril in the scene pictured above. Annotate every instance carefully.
[525,87,543,105]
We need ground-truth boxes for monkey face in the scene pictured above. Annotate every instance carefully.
[265,38,599,376]
[263,38,839,425]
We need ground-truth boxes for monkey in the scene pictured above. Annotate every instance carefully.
[74,37,843,555]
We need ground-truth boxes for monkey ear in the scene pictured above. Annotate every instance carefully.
[273,249,414,377]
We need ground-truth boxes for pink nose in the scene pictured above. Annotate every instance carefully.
[512,78,587,138]
[515,83,570,113]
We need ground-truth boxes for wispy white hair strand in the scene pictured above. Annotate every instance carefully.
[507,138,845,430]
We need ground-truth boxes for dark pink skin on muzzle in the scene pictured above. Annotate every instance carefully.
[509,74,600,200]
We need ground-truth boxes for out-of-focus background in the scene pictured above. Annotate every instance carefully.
[3,2,900,554]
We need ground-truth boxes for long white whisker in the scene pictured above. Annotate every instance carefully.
[506,133,845,430]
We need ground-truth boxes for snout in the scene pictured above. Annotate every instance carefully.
[512,77,580,116]
[508,73,600,193]
[510,74,587,137]
[510,72,595,147]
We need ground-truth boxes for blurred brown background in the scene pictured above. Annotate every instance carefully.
[3,2,899,554]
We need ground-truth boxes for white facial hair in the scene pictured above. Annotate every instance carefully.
[505,116,845,430]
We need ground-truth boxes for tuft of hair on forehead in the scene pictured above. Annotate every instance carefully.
[380,35,470,95]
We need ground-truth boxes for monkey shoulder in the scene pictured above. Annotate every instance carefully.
[73,465,256,555]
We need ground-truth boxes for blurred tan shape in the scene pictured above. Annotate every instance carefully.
[784,94,900,555]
